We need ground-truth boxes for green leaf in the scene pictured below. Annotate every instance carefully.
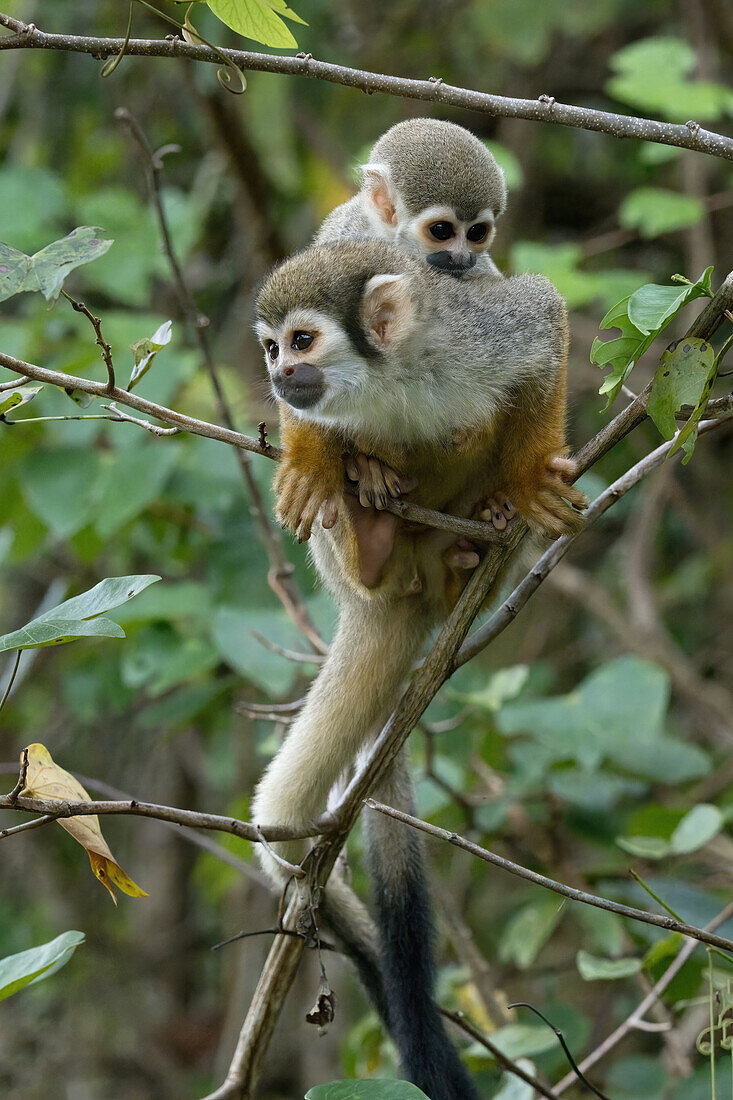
[627,267,713,335]
[619,188,705,239]
[305,1083,430,1100]
[607,37,733,122]
[451,665,529,711]
[648,337,716,463]
[591,268,713,407]
[129,320,173,390]
[0,617,125,653]
[37,575,160,623]
[576,950,642,981]
[498,897,564,969]
[670,804,723,854]
[616,835,672,859]
[473,1023,558,1061]
[0,385,43,417]
[0,931,85,1002]
[206,0,299,48]
[0,228,113,303]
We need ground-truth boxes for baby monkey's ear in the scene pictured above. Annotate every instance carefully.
[361,274,415,350]
[362,163,397,227]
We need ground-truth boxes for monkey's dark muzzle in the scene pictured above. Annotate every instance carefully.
[426,251,476,277]
[272,364,325,410]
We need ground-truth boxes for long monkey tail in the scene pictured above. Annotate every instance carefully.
[364,753,481,1100]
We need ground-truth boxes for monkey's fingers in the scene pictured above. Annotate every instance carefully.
[547,455,579,482]
[294,491,325,542]
[344,456,360,482]
[321,494,340,530]
[367,456,390,510]
[353,453,374,508]
[477,494,516,531]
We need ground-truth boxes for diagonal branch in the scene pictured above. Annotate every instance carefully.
[364,799,733,954]
[0,14,732,160]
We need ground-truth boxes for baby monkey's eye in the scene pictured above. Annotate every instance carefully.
[467,223,489,243]
[428,222,454,242]
[291,331,314,351]
[266,340,279,361]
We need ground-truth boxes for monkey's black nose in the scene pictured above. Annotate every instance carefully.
[272,363,326,409]
[426,251,476,277]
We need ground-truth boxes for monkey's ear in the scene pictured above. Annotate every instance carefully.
[362,274,414,349]
[362,164,397,227]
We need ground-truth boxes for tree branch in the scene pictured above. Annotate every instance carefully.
[0,14,732,160]
[364,800,733,954]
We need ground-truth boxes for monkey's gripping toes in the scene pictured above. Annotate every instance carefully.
[345,452,417,510]
[274,458,341,542]
[519,455,588,539]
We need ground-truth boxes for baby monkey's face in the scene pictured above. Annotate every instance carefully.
[256,309,365,413]
[396,204,496,277]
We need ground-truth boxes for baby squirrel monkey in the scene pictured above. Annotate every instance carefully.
[252,239,585,1100]
[277,118,581,554]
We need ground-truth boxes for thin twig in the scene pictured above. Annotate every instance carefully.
[364,799,733,954]
[0,651,21,718]
[0,790,316,844]
[115,106,327,656]
[5,745,27,803]
[61,289,115,391]
[0,16,731,160]
[0,373,29,390]
[441,1009,562,1100]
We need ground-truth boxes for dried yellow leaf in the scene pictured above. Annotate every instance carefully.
[21,743,148,904]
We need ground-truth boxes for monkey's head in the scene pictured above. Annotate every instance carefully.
[256,242,422,424]
[361,118,507,278]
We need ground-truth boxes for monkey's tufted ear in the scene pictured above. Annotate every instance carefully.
[362,164,397,227]
[361,274,414,349]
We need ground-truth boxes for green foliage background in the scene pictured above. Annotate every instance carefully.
[0,0,731,1097]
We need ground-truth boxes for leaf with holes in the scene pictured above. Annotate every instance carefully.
[20,743,148,904]
[648,337,716,463]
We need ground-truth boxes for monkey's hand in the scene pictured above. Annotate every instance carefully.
[274,456,342,542]
[345,453,417,510]
[514,456,587,539]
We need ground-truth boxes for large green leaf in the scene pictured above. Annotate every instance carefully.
[305,1083,429,1100]
[498,897,564,969]
[619,188,704,239]
[0,576,159,652]
[0,227,113,303]
[627,268,713,334]
[206,0,301,48]
[0,931,85,1002]
[607,38,733,122]
[36,575,160,622]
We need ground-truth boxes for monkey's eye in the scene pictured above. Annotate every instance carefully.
[467,223,489,243]
[428,222,454,242]
[291,331,314,351]
[265,340,279,362]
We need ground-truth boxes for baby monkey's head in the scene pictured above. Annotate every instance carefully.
[362,118,506,278]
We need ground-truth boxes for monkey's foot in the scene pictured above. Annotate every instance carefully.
[444,538,480,571]
[475,494,517,532]
[274,464,342,542]
[345,452,417,510]
[519,457,587,539]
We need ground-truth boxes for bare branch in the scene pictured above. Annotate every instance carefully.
[364,799,733,954]
[60,289,115,390]
[0,15,732,160]
[0,790,316,844]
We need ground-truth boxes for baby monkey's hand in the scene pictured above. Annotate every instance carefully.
[274,457,341,542]
[345,453,417,510]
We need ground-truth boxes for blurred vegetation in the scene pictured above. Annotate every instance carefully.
[0,0,731,1097]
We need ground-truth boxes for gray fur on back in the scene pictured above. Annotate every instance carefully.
[369,118,506,218]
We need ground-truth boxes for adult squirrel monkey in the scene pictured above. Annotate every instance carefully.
[251,240,585,1100]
